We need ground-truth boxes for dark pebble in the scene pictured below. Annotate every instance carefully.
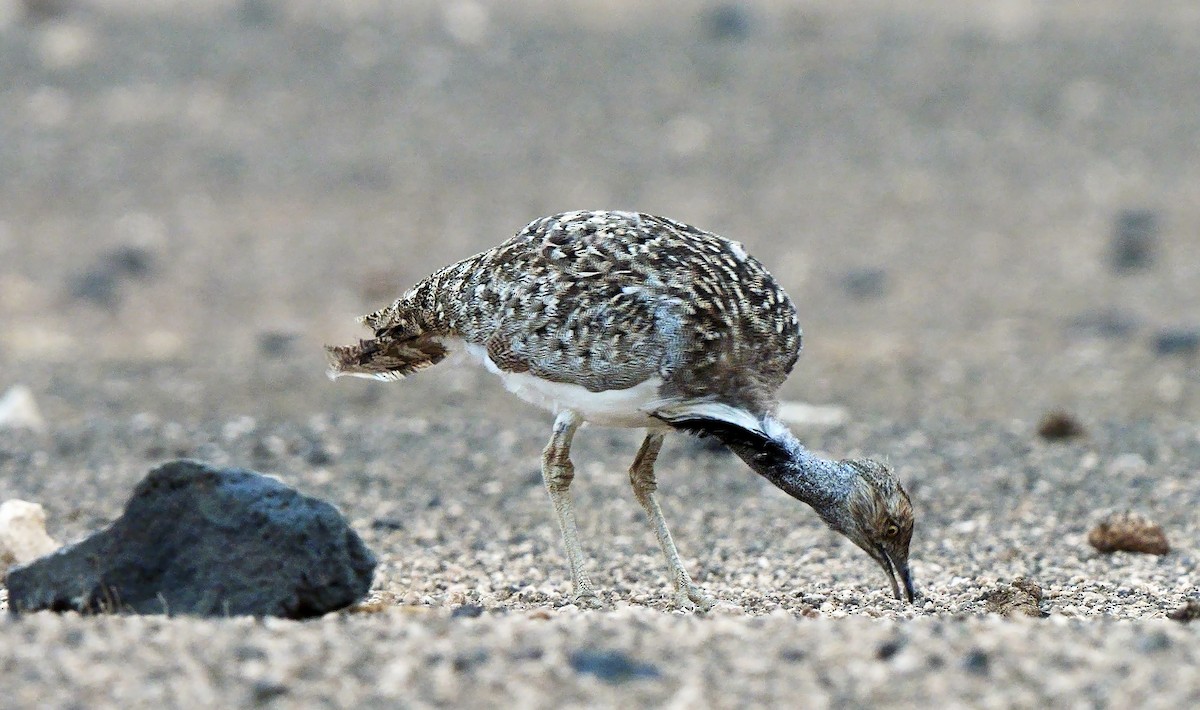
[568,649,662,683]
[70,269,120,307]
[1066,309,1140,340]
[876,638,904,660]
[704,4,753,41]
[1110,209,1158,273]
[234,645,268,662]
[249,681,289,704]
[1137,631,1171,653]
[304,443,333,466]
[370,518,405,532]
[1152,329,1200,356]
[106,245,155,279]
[962,649,990,676]
[451,604,485,619]
[68,246,155,307]
[842,268,888,300]
[258,331,299,357]
[512,647,544,661]
[452,649,489,672]
[1037,411,1086,440]
[779,648,805,662]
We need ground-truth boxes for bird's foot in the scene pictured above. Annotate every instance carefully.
[571,583,604,609]
[672,583,715,612]
[572,591,604,609]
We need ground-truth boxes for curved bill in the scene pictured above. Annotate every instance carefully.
[876,545,916,603]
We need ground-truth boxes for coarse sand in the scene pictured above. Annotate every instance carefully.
[2,1,1199,707]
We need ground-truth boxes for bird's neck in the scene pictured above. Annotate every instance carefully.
[726,417,854,517]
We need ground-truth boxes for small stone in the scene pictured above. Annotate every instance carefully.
[370,518,405,532]
[982,577,1045,617]
[1152,329,1200,357]
[1037,411,1086,441]
[876,637,904,660]
[1088,511,1170,555]
[1066,309,1140,340]
[704,4,753,41]
[962,649,990,676]
[6,460,377,618]
[569,649,660,683]
[452,649,489,672]
[451,604,484,619]
[841,268,887,300]
[0,385,46,433]
[1137,631,1171,652]
[1167,600,1200,623]
[106,245,155,279]
[68,245,155,307]
[257,331,299,357]
[0,500,60,580]
[248,681,289,704]
[69,268,119,306]
[1110,209,1158,273]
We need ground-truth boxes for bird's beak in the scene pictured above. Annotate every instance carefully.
[875,545,916,603]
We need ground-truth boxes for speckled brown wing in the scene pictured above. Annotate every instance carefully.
[334,211,802,413]
[456,212,803,410]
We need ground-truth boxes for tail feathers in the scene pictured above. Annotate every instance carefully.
[647,398,793,462]
[325,334,448,381]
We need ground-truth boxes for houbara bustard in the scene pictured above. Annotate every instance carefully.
[327,210,916,609]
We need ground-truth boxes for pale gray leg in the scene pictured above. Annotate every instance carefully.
[629,432,714,611]
[541,410,600,606]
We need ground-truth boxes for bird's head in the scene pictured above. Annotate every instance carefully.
[820,458,915,602]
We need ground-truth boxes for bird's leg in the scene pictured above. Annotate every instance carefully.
[541,410,600,607]
[628,432,714,611]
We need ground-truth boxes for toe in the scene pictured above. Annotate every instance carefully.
[688,587,715,612]
[673,585,715,612]
[574,590,604,609]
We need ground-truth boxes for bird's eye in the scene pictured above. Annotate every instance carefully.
[884,524,899,538]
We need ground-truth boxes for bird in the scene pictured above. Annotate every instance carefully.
[326,210,916,609]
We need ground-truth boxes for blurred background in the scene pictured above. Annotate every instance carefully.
[1,0,1198,427]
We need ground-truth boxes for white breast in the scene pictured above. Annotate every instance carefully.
[459,341,663,427]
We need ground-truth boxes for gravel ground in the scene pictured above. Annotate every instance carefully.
[2,1,1199,707]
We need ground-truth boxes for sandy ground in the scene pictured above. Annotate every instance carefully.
[2,1,1199,707]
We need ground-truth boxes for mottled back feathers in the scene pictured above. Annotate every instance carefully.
[328,210,802,413]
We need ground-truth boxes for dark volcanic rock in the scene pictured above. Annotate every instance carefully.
[6,460,376,618]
